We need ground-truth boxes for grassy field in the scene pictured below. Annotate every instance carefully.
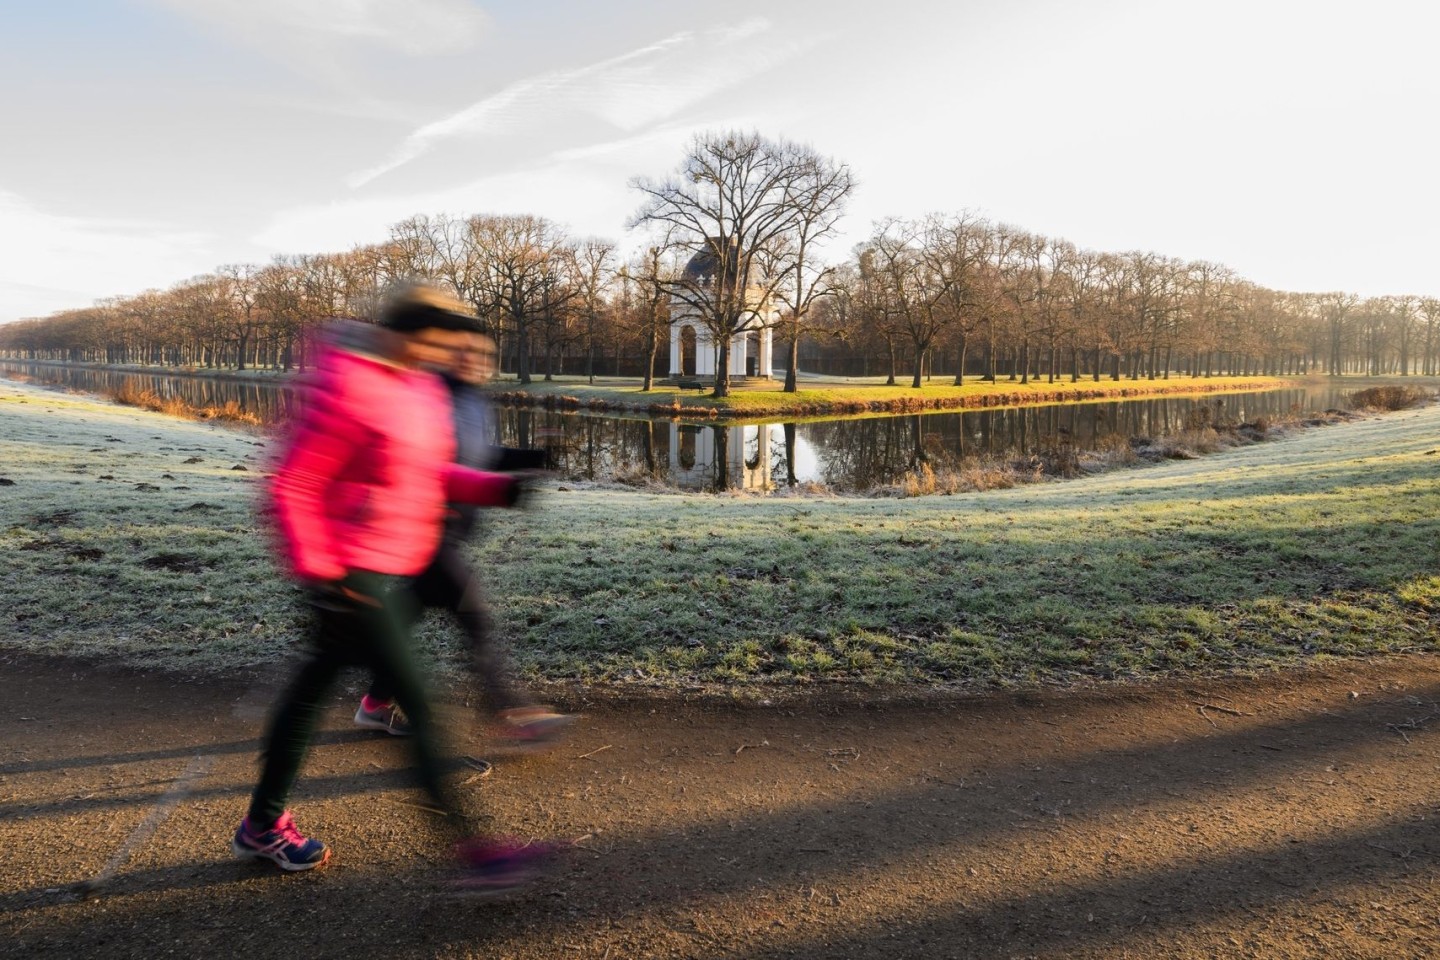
[2,378,1438,689]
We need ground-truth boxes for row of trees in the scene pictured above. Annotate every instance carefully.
[3,132,1438,393]
[835,215,1440,386]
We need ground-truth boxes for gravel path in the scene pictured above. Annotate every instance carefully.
[4,653,1440,959]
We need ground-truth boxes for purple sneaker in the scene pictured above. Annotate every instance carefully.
[491,707,574,754]
[232,811,330,871]
[452,837,556,897]
[354,699,412,736]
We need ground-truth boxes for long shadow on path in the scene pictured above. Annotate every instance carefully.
[4,656,1439,958]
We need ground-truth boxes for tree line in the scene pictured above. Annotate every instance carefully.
[3,132,1437,393]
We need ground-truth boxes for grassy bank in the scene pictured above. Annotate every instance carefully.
[489,373,1300,420]
[2,378,1438,689]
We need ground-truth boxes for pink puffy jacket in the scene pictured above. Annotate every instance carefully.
[269,325,516,583]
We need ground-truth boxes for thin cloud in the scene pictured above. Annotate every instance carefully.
[347,18,814,188]
[258,120,739,254]
[0,191,218,321]
[145,0,488,56]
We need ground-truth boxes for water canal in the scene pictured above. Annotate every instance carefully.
[1,360,1356,493]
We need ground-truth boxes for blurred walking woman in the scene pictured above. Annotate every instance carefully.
[233,284,548,893]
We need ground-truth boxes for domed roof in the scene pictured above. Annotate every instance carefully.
[682,238,739,283]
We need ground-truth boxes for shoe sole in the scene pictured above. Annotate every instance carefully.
[446,866,543,899]
[488,719,576,756]
[353,708,412,736]
[461,756,494,779]
[232,838,331,872]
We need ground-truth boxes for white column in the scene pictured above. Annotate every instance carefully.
[730,331,748,376]
[669,323,681,376]
[696,328,714,375]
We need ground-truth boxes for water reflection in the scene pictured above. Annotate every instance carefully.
[0,361,298,422]
[502,387,1344,493]
[0,360,1353,494]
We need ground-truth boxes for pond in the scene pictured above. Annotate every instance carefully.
[1,360,1356,493]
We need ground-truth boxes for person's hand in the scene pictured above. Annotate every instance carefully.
[506,468,556,508]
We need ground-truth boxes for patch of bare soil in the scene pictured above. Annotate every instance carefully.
[2,653,1439,959]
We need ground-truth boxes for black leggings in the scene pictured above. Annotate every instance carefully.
[367,541,527,714]
[247,570,464,831]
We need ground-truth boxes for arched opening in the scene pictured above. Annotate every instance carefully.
[745,331,760,378]
[680,325,697,377]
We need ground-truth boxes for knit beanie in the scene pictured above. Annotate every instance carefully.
[378,283,482,333]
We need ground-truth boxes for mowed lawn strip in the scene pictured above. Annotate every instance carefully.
[2,379,1438,687]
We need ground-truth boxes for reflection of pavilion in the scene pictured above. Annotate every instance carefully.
[669,422,776,491]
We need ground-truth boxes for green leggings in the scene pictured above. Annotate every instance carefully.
[247,570,464,831]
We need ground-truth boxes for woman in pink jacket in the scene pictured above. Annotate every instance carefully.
[233,284,548,894]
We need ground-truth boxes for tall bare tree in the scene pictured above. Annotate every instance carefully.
[569,238,616,384]
[619,246,674,391]
[630,131,851,397]
[765,155,854,391]
[467,215,572,384]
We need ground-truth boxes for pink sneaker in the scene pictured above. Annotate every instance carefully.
[354,698,412,736]
[492,707,574,753]
[452,837,556,897]
[232,811,330,871]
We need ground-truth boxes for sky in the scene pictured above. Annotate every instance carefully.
[1,0,1436,323]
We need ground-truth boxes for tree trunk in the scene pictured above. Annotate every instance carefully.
[642,328,657,391]
[516,316,532,385]
[783,422,798,487]
[713,338,731,397]
[784,333,799,392]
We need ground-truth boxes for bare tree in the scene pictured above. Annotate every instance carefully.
[858,216,976,389]
[618,246,674,391]
[1318,292,1361,375]
[568,238,616,384]
[852,246,905,384]
[468,214,572,384]
[1420,297,1440,376]
[765,156,854,391]
[216,264,262,370]
[630,131,850,397]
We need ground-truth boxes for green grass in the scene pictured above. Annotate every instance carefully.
[3,378,1438,689]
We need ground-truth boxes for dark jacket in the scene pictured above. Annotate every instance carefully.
[445,377,544,541]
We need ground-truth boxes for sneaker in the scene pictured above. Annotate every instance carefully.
[232,811,330,871]
[452,837,555,897]
[492,707,574,753]
[354,699,412,736]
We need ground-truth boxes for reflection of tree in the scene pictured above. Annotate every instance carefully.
[678,426,697,470]
[582,418,597,480]
[713,425,729,490]
[642,420,657,475]
[910,415,927,467]
[744,426,763,471]
[802,416,923,489]
[464,386,1336,492]
[782,423,798,487]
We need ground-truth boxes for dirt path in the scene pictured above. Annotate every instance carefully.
[3,653,1439,959]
